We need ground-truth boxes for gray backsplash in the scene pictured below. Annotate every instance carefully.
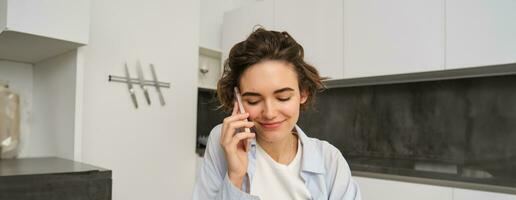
[197,75,516,172]
[298,74,516,171]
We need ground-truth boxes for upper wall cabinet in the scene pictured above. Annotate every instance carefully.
[446,0,516,69]
[343,0,445,78]
[221,0,274,64]
[222,0,343,80]
[0,0,90,63]
[275,0,344,79]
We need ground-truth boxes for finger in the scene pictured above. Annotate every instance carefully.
[222,112,248,135]
[223,121,254,144]
[230,132,256,147]
[223,113,249,126]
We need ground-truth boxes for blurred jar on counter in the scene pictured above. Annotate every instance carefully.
[0,82,20,159]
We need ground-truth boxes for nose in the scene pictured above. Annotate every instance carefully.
[261,99,277,120]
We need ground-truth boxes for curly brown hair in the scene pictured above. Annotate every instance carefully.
[217,28,326,111]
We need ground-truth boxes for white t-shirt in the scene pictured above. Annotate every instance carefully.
[250,138,312,200]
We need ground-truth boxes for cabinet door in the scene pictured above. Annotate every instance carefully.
[221,0,274,63]
[343,0,445,78]
[355,177,453,200]
[275,0,344,79]
[3,0,89,44]
[0,0,89,63]
[446,0,516,69]
[453,188,516,200]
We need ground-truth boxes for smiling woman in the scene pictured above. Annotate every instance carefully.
[193,28,362,200]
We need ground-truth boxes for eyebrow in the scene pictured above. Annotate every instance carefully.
[241,87,295,97]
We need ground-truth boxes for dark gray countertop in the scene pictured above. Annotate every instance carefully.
[0,157,109,177]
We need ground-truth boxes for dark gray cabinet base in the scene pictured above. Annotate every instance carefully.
[0,157,112,200]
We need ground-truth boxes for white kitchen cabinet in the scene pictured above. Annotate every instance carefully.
[446,0,516,69]
[355,176,453,200]
[343,0,445,78]
[355,176,516,200]
[0,0,89,63]
[453,188,516,200]
[274,0,344,79]
[222,0,343,79]
[221,0,274,64]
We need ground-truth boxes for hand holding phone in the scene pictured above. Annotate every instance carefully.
[219,87,256,188]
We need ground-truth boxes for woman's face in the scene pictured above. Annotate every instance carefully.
[239,60,307,143]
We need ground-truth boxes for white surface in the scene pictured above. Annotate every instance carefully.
[446,0,516,69]
[274,0,344,79]
[356,176,516,200]
[199,0,233,51]
[32,51,77,159]
[0,0,6,31]
[343,0,445,78]
[74,47,85,161]
[0,31,83,63]
[221,0,274,64]
[79,0,199,199]
[355,176,453,200]
[198,50,222,89]
[0,60,33,158]
[5,0,89,43]
[453,188,516,200]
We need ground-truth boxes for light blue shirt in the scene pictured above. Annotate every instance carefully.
[193,124,362,200]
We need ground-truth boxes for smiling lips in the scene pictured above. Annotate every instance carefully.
[259,120,284,129]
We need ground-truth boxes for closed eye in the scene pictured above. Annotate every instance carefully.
[246,100,260,105]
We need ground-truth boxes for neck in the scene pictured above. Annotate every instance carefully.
[257,132,298,165]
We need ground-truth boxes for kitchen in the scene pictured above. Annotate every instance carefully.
[1,0,516,199]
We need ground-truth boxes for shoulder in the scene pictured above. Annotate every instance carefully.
[198,124,224,159]
[208,124,223,142]
[203,124,227,175]
[304,136,351,176]
[304,136,345,162]
[205,124,224,153]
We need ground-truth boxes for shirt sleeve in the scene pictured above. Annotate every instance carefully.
[326,143,362,200]
[192,124,260,200]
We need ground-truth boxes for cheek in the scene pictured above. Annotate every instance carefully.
[280,101,300,117]
[244,106,261,121]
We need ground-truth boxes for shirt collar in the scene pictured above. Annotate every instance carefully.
[294,124,326,174]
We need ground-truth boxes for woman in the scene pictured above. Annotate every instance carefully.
[193,28,361,200]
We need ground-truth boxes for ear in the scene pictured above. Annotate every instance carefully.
[300,90,308,104]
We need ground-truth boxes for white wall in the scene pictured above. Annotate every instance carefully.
[0,0,7,31]
[33,51,77,159]
[79,0,199,199]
